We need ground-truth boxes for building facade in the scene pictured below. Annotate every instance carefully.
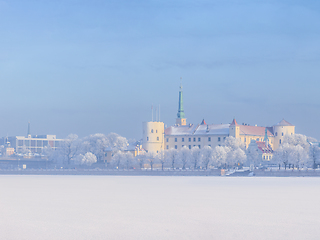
[3,135,64,154]
[143,84,295,154]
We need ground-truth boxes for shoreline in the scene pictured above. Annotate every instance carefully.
[1,169,320,177]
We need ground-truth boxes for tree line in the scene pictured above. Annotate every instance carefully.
[45,132,320,170]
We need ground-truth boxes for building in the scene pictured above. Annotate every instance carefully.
[143,83,295,154]
[2,135,64,154]
[142,121,165,153]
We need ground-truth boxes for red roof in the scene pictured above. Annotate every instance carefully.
[275,119,294,126]
[239,125,273,136]
[256,141,273,153]
[230,118,238,126]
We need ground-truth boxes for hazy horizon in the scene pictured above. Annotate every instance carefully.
[1,0,320,141]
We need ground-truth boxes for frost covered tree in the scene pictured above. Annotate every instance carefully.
[77,152,97,166]
[223,136,246,168]
[246,140,261,167]
[178,146,190,170]
[107,133,128,151]
[111,151,124,169]
[156,150,167,170]
[190,146,201,170]
[135,154,146,170]
[59,134,80,165]
[212,146,229,168]
[82,133,109,162]
[200,146,213,169]
[166,148,178,170]
[309,143,320,169]
[224,136,246,151]
[145,152,156,170]
[123,152,134,170]
[273,143,290,169]
[274,134,314,169]
[288,145,308,169]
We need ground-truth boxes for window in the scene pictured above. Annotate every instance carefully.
[189,138,191,142]
[175,138,177,142]
[244,138,246,142]
[182,138,184,142]
[193,138,196,142]
[198,145,201,149]
[198,137,201,142]
[275,132,278,136]
[282,132,284,136]
[189,145,191,149]
[157,137,159,141]
[175,145,177,149]
[279,139,281,144]
[256,138,259,141]
[151,129,153,133]
[182,145,184,147]
[166,138,169,142]
[166,145,169,149]
[208,137,211,142]
[156,130,158,133]
[147,137,149,141]
[223,137,226,140]
[218,137,221,142]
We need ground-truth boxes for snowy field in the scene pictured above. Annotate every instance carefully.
[1,176,320,240]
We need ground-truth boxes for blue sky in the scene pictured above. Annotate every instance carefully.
[1,0,320,140]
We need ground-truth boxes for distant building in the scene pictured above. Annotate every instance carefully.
[2,135,64,154]
[143,83,295,154]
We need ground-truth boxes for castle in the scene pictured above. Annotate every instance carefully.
[142,84,295,159]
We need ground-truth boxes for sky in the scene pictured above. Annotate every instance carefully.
[0,0,320,140]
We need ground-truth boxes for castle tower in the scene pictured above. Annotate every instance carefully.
[273,119,295,150]
[176,83,186,126]
[229,118,240,139]
[142,121,165,154]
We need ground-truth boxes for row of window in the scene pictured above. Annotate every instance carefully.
[167,144,223,150]
[150,129,158,133]
[17,140,58,148]
[146,137,160,141]
[263,155,272,160]
[168,136,226,143]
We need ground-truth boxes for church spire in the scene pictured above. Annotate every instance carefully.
[264,128,269,146]
[177,82,185,119]
[176,79,186,126]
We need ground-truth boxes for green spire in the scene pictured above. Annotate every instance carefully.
[177,83,185,119]
[264,128,269,146]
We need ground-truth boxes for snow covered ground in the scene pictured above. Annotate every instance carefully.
[1,176,320,240]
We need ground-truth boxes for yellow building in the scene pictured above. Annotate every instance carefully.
[150,84,295,153]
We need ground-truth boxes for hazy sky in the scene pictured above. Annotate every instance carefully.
[1,0,320,140]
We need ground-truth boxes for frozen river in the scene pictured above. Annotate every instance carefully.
[1,176,320,240]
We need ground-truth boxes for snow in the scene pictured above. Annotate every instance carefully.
[165,124,230,136]
[1,176,320,240]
